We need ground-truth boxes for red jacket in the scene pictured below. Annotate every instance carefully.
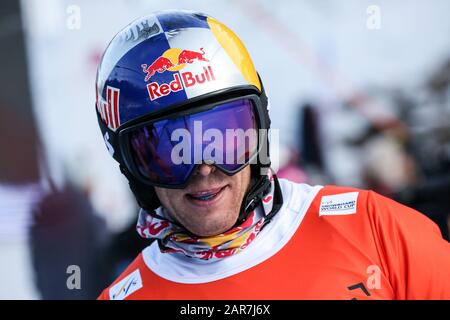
[98,182,450,300]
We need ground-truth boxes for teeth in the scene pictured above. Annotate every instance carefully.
[190,187,222,197]
[189,188,223,201]
[197,193,216,201]
[188,186,225,201]
[193,191,216,199]
[191,191,214,198]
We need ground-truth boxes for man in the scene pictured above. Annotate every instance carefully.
[96,10,450,300]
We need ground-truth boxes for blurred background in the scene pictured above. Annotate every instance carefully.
[1,0,449,299]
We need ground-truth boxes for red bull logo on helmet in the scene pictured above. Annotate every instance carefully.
[97,86,120,131]
[141,48,216,101]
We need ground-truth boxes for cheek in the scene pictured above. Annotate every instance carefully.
[240,167,252,190]
[232,167,251,196]
[154,188,165,204]
[154,188,181,209]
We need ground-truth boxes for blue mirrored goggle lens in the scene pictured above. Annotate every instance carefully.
[129,98,258,186]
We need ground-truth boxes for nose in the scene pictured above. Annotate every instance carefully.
[195,163,216,177]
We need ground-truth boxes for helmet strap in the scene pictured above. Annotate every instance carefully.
[234,165,283,227]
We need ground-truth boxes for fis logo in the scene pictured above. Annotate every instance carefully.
[109,269,143,300]
[141,48,216,101]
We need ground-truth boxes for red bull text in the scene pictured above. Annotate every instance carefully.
[141,48,215,101]
[146,66,215,101]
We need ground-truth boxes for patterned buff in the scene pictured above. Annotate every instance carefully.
[136,174,276,261]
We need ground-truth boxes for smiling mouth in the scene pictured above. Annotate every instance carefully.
[186,186,227,202]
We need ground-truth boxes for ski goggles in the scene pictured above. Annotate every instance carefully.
[119,95,268,188]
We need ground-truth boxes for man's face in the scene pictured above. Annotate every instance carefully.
[155,165,251,237]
